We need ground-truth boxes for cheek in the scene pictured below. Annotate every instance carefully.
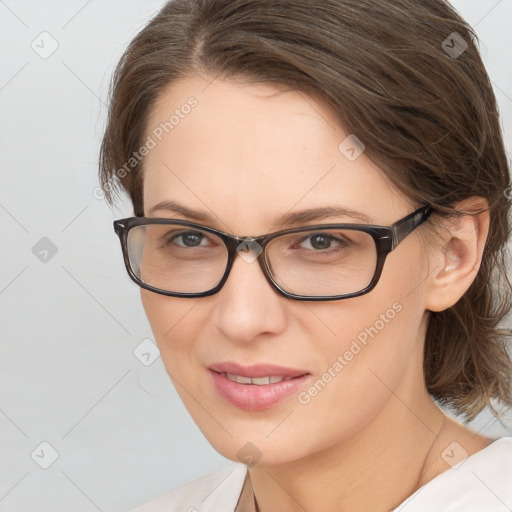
[140,289,202,364]
[139,290,235,452]
[297,298,414,422]
[293,254,427,439]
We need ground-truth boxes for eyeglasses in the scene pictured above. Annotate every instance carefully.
[113,204,433,301]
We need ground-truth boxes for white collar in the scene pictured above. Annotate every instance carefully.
[233,437,512,512]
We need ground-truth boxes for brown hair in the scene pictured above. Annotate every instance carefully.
[99,0,512,421]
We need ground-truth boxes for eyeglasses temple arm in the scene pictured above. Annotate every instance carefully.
[391,204,434,249]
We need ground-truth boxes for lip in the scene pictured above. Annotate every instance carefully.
[208,362,311,411]
[209,362,309,378]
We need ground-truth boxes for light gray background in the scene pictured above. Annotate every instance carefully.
[1,1,511,510]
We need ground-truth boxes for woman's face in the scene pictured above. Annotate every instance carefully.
[140,74,433,465]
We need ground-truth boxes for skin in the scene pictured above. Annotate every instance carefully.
[139,74,492,512]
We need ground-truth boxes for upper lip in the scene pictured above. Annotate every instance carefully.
[209,362,309,378]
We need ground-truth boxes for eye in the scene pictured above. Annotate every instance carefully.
[168,230,210,248]
[298,233,347,251]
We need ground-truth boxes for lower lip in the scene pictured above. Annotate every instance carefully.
[209,370,311,411]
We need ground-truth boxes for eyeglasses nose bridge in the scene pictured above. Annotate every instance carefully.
[219,234,278,292]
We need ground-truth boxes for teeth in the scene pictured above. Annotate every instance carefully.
[224,373,291,385]
[251,376,270,385]
[226,373,252,384]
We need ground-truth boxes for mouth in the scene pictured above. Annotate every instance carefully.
[208,362,311,411]
[220,373,296,385]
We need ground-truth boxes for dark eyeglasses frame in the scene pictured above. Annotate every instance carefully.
[113,204,434,301]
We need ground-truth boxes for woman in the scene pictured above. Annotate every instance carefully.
[99,0,512,510]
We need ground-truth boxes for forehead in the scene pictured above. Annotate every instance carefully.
[141,75,405,230]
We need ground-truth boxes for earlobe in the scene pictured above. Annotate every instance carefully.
[425,197,490,312]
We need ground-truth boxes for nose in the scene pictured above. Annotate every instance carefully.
[211,249,288,344]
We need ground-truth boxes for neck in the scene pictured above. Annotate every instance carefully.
[249,383,446,512]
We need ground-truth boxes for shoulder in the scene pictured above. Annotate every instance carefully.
[128,462,248,512]
[396,436,512,511]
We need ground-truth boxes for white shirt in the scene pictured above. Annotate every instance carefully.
[129,436,512,512]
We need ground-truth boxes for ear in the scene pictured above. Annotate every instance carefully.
[425,197,490,312]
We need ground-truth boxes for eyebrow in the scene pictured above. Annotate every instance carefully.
[147,200,373,227]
